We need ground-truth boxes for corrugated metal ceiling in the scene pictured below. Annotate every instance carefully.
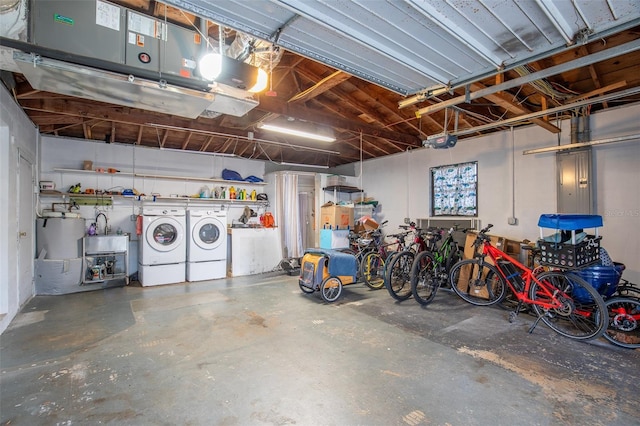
[166,0,640,95]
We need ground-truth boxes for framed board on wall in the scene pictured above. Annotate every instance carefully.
[430,161,478,217]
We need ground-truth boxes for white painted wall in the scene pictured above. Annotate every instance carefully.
[1,84,38,334]
[351,104,640,283]
[39,136,272,273]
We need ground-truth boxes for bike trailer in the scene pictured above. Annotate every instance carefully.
[299,249,357,302]
[537,214,602,268]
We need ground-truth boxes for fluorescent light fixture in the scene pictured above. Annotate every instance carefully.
[199,53,222,81]
[279,162,329,169]
[249,68,268,93]
[147,123,340,155]
[523,133,640,155]
[259,123,336,142]
[160,147,235,157]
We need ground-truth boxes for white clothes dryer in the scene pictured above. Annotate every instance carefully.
[186,208,227,281]
[138,206,186,286]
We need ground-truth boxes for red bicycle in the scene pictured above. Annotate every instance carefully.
[449,224,607,341]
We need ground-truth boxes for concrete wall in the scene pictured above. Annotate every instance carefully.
[350,104,640,283]
[1,84,38,334]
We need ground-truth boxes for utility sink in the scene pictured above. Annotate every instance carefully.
[84,234,128,254]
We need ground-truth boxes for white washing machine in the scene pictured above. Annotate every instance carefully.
[138,206,186,286]
[186,208,227,281]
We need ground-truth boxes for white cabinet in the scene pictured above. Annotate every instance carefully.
[227,228,282,277]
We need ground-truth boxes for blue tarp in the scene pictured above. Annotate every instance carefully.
[305,248,357,279]
[538,214,603,230]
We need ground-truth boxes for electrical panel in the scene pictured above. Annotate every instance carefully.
[557,148,593,214]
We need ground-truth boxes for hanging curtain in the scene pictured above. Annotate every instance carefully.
[275,172,303,258]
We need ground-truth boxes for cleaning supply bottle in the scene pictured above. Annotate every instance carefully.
[229,186,236,199]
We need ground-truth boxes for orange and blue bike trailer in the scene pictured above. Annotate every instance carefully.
[299,248,357,303]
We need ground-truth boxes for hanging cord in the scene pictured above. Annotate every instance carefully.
[359,131,363,189]
[511,126,516,221]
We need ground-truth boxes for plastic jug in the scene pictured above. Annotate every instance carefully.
[200,185,211,198]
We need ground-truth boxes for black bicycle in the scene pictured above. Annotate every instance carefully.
[410,227,463,305]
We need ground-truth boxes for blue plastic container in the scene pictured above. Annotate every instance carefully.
[573,263,625,302]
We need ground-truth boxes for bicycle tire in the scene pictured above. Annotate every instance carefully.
[449,259,506,306]
[299,281,315,294]
[320,276,343,303]
[385,250,415,301]
[361,251,386,289]
[531,271,606,341]
[411,251,439,306]
[601,297,640,349]
[615,285,640,300]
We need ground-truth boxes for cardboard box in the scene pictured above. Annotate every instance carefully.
[320,229,350,249]
[321,205,354,229]
[361,217,379,231]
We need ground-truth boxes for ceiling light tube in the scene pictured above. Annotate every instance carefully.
[279,162,330,169]
[259,123,336,142]
[523,133,640,155]
[146,123,340,155]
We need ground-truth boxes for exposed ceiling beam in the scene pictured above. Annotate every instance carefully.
[578,45,608,108]
[453,86,640,136]
[181,133,192,150]
[469,82,561,133]
[416,38,640,117]
[257,96,420,145]
[136,126,143,145]
[288,70,351,103]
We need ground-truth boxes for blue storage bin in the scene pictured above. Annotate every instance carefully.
[576,262,625,299]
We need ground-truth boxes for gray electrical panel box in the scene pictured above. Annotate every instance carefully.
[125,10,162,73]
[557,148,594,214]
[31,0,126,64]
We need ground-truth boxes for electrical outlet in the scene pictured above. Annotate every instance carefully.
[130,214,137,221]
[508,217,518,225]
[404,217,411,224]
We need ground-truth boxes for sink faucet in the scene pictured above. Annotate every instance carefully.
[95,212,108,235]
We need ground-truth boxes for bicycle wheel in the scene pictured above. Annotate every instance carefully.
[411,252,439,306]
[299,281,315,294]
[601,297,640,349]
[531,271,606,341]
[615,284,640,300]
[361,251,386,289]
[320,276,343,303]
[385,250,415,301]
[449,259,506,306]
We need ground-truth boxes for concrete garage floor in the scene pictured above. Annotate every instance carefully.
[1,272,639,425]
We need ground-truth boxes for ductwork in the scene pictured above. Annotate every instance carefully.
[1,0,280,118]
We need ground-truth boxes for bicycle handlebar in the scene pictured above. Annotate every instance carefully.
[472,223,494,247]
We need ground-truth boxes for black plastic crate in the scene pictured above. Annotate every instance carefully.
[537,235,601,269]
